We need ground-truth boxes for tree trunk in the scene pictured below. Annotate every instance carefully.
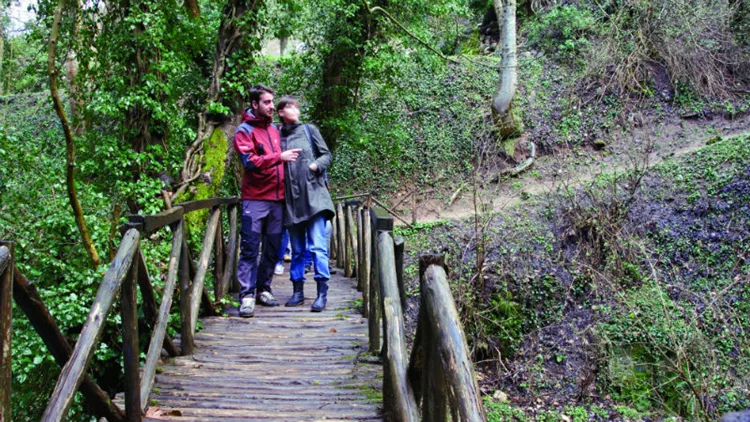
[491,0,521,138]
[184,0,200,19]
[49,0,101,269]
[175,0,263,201]
[313,1,383,152]
[279,35,288,56]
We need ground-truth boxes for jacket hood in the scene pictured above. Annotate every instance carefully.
[242,108,272,127]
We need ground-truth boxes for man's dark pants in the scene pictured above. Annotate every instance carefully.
[237,200,283,300]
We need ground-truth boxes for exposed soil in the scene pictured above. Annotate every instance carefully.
[389,112,750,225]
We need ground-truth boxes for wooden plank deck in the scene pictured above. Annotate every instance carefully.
[144,264,383,421]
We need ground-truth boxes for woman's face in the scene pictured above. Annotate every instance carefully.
[279,103,300,124]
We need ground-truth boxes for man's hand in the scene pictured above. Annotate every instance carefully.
[309,162,318,172]
[281,148,302,162]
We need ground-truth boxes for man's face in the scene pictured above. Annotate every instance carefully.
[253,92,275,120]
[278,103,300,124]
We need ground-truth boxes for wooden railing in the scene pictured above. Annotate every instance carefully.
[1,242,14,422]
[0,197,240,422]
[331,196,487,421]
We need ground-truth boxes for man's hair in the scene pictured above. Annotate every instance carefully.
[276,96,299,116]
[249,84,275,107]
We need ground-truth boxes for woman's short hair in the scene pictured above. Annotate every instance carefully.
[276,96,299,116]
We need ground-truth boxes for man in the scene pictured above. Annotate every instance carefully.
[276,96,335,311]
[234,84,301,317]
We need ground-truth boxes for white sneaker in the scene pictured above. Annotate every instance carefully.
[274,263,284,275]
[239,296,255,318]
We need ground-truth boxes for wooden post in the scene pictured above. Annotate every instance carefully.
[230,240,240,294]
[189,206,221,334]
[378,232,419,421]
[422,330,447,422]
[219,205,238,299]
[336,203,346,269]
[11,266,124,421]
[368,211,380,353]
[140,221,183,410]
[0,243,13,422]
[121,250,141,421]
[368,206,393,354]
[346,204,358,278]
[214,207,225,301]
[361,208,371,318]
[136,250,178,357]
[330,214,337,261]
[421,263,486,421]
[179,231,194,356]
[43,229,140,422]
[394,235,406,311]
[356,207,364,292]
[344,205,353,278]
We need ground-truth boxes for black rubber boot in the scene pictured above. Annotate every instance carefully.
[285,281,305,307]
[311,280,328,312]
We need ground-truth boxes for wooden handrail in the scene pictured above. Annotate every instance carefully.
[1,196,240,421]
[11,265,124,421]
[121,245,141,420]
[140,220,183,410]
[0,243,13,421]
[334,199,487,421]
[43,229,141,421]
[421,263,486,421]
[378,232,419,421]
[217,205,238,300]
[188,206,222,336]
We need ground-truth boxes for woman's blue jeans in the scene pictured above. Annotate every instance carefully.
[289,214,330,283]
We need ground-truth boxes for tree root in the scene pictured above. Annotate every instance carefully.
[489,140,536,183]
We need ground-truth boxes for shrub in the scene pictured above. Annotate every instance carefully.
[588,0,750,97]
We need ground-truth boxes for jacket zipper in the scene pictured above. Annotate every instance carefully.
[264,127,279,201]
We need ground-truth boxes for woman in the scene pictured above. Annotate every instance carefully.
[277,96,335,312]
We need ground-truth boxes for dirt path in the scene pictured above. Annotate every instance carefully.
[393,114,750,224]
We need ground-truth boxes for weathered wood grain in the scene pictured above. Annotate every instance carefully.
[393,235,406,311]
[141,221,183,410]
[345,205,354,277]
[0,243,13,422]
[179,232,194,356]
[129,206,184,234]
[121,251,141,421]
[378,233,419,422]
[362,208,371,318]
[337,203,346,269]
[189,207,221,334]
[422,264,486,422]
[179,197,239,214]
[357,206,364,292]
[330,215,337,260]
[213,209,225,300]
[137,248,178,357]
[143,264,383,421]
[11,266,124,421]
[42,229,140,422]
[217,205,238,299]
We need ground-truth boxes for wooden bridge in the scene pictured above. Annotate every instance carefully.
[0,196,486,421]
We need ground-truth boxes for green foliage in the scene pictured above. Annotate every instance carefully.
[524,5,595,61]
[485,396,527,422]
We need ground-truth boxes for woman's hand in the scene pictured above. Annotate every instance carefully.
[309,162,318,172]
